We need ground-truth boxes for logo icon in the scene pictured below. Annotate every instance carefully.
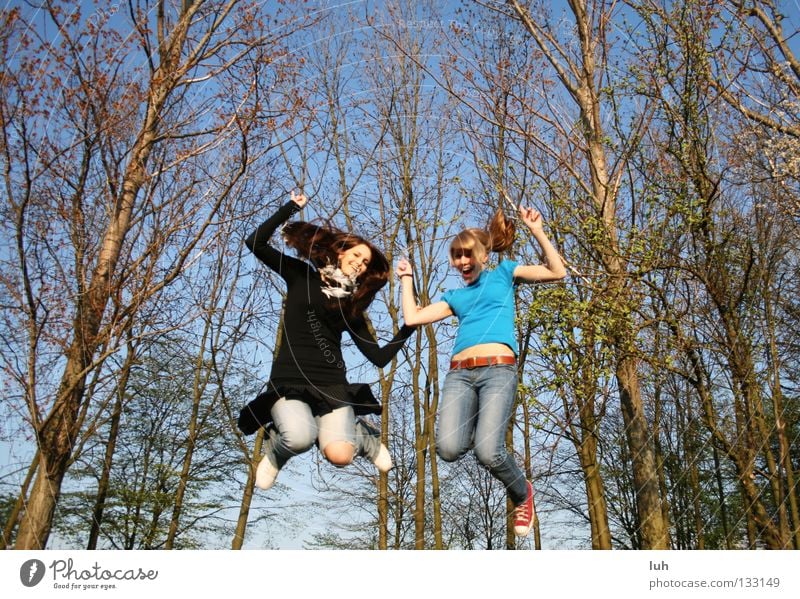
[20,559,46,587]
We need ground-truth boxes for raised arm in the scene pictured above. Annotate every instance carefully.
[396,258,453,326]
[512,207,567,283]
[244,191,307,273]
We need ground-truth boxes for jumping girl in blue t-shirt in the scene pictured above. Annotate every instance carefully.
[396,205,566,538]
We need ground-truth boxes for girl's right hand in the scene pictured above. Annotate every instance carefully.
[290,190,308,208]
[395,258,413,278]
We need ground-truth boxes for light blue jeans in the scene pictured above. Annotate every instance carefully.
[437,364,528,505]
[264,398,382,469]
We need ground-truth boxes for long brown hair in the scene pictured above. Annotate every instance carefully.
[282,221,389,319]
[449,209,515,264]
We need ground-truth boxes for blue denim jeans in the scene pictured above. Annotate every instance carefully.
[437,364,528,505]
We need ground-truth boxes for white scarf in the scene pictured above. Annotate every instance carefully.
[319,265,359,299]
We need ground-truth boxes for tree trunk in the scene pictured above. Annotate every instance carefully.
[582,453,612,550]
[523,401,542,551]
[715,303,784,548]
[378,398,390,550]
[653,384,673,548]
[16,352,86,548]
[685,391,705,549]
[412,333,429,548]
[764,285,800,548]
[87,369,126,549]
[615,345,669,548]
[1,451,38,549]
[712,441,732,550]
[166,313,216,549]
[427,365,443,550]
[577,397,611,550]
[14,453,66,549]
[505,420,516,550]
[232,427,264,550]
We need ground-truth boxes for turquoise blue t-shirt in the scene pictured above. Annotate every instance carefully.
[442,259,519,356]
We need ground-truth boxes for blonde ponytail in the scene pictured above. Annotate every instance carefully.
[486,209,515,253]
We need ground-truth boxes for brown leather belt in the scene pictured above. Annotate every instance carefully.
[449,355,516,370]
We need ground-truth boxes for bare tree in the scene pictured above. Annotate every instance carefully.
[0,0,307,548]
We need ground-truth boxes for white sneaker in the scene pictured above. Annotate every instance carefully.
[255,452,279,490]
[356,418,392,472]
[373,444,393,473]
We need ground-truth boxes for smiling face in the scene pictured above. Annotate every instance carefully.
[452,247,487,284]
[450,229,489,285]
[337,243,372,278]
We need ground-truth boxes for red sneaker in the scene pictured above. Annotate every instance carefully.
[513,481,536,537]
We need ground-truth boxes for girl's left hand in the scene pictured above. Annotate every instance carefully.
[395,258,414,278]
[519,206,543,233]
[290,190,308,208]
